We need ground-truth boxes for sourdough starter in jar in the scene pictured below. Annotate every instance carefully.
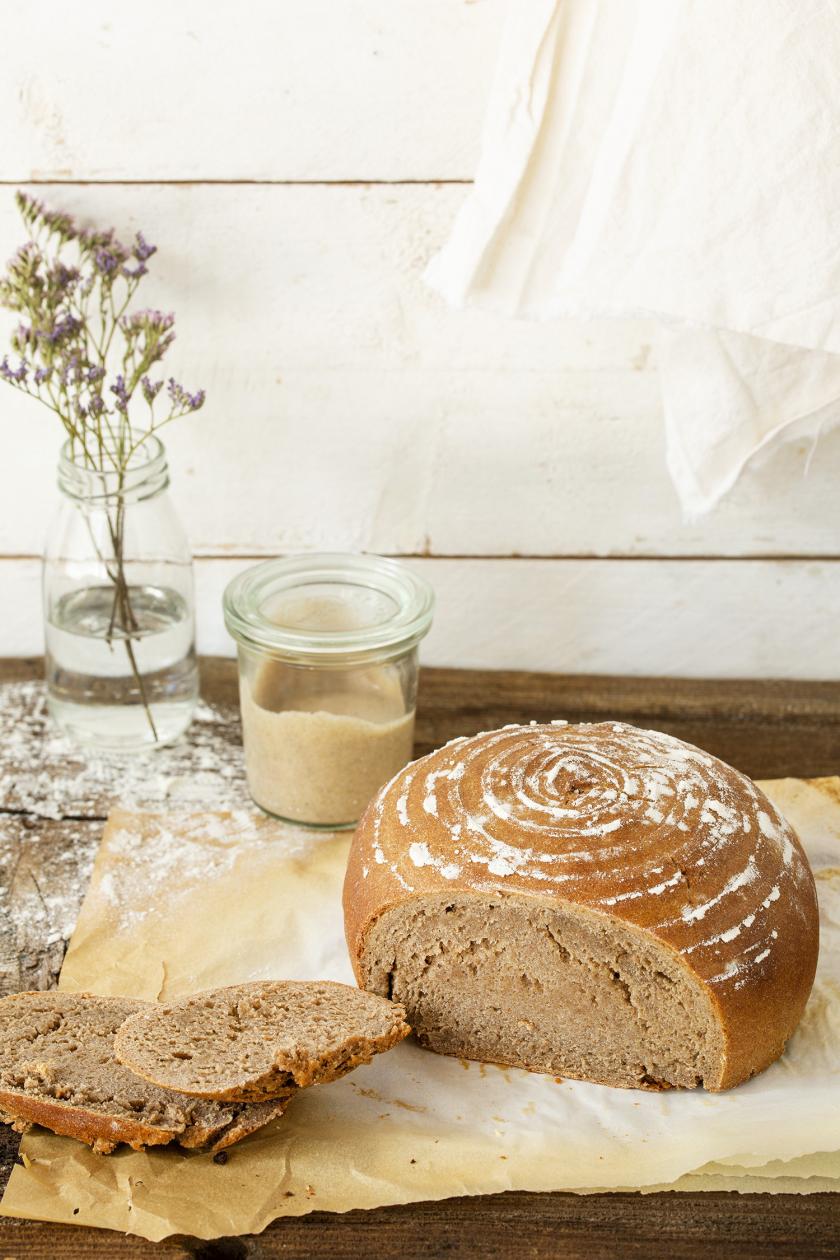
[240,660,415,825]
[224,555,434,829]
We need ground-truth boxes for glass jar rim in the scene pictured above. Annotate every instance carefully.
[58,433,169,503]
[223,553,435,663]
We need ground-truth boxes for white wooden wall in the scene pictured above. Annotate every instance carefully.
[1,0,838,678]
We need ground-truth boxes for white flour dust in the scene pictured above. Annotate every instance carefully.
[0,681,249,820]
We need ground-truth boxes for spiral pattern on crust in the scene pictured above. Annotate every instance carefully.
[360,721,815,990]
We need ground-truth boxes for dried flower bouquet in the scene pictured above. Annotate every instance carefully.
[0,192,205,738]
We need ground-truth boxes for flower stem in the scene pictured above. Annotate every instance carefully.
[102,490,159,742]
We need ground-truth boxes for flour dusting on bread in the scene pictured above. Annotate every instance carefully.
[361,722,812,993]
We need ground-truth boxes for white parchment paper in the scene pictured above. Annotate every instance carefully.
[1,778,838,1241]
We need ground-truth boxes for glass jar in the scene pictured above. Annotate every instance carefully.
[43,436,198,752]
[223,553,435,829]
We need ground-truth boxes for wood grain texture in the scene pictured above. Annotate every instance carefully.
[2,185,840,566]
[0,816,99,996]
[0,0,502,182]
[196,657,840,779]
[3,555,840,679]
[0,656,837,1256]
[413,670,840,779]
[0,1191,839,1260]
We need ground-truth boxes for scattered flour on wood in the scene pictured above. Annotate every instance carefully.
[0,681,252,967]
[0,681,250,820]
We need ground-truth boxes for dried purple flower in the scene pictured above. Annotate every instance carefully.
[110,374,130,413]
[40,315,81,346]
[1,191,207,747]
[121,308,176,365]
[0,356,28,384]
[133,232,157,263]
[12,322,34,353]
[15,191,78,240]
[166,377,205,412]
[77,226,111,250]
[94,248,120,276]
[141,375,164,405]
[122,308,175,334]
[15,193,46,224]
[59,353,84,388]
[50,262,79,293]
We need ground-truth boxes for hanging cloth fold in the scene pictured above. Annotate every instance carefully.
[426,0,840,514]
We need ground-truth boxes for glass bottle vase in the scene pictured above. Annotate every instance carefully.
[43,435,198,752]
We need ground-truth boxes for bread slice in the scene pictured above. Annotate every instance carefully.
[0,991,294,1153]
[178,1095,289,1152]
[114,980,410,1100]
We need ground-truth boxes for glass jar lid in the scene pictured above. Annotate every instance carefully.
[223,553,435,664]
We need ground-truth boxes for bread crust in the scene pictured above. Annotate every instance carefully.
[0,1089,176,1153]
[184,1096,292,1152]
[344,721,820,1090]
[0,1087,291,1154]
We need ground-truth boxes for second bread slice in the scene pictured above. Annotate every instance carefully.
[114,980,410,1101]
[0,990,293,1154]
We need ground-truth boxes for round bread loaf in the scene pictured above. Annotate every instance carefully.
[344,721,819,1091]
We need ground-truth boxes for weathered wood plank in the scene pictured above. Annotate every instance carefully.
[4,659,838,785]
[192,558,840,682]
[1,1188,839,1260]
[0,0,502,183]
[0,816,100,996]
[4,556,840,680]
[0,671,248,822]
[2,185,840,565]
[414,669,840,779]
[197,656,840,778]
[194,1191,840,1260]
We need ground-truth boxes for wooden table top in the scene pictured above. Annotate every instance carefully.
[0,656,838,1260]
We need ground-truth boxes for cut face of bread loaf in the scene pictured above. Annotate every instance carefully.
[0,991,293,1153]
[114,980,410,1100]
[344,721,820,1091]
[360,894,726,1089]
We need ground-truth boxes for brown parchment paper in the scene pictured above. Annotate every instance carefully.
[2,779,839,1242]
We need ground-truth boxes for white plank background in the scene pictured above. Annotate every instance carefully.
[1,1,501,182]
[0,1,838,678]
[2,557,837,680]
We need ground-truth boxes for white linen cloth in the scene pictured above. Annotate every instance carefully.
[426,0,840,514]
